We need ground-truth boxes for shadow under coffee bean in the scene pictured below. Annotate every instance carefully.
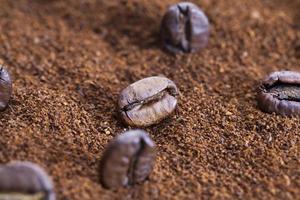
[257,71,300,116]
[0,161,55,200]
[160,2,210,54]
[119,76,179,127]
[0,66,12,111]
[99,130,156,189]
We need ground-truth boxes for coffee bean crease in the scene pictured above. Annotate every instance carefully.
[258,71,300,116]
[119,76,179,127]
[160,2,209,54]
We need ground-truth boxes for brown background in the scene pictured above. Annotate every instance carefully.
[0,0,299,199]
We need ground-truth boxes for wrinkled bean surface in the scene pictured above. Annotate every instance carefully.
[257,71,300,116]
[119,76,179,127]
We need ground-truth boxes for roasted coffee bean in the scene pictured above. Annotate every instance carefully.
[118,76,179,127]
[100,130,156,189]
[257,71,300,116]
[160,2,210,54]
[0,161,55,200]
[0,66,12,111]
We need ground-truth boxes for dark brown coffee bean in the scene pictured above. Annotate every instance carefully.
[257,71,300,116]
[0,161,55,200]
[100,130,156,189]
[160,2,210,54]
[118,76,179,127]
[0,66,12,111]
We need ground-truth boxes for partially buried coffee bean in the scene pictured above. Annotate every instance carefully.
[99,130,156,189]
[0,161,55,200]
[118,76,179,127]
[160,2,210,54]
[0,66,12,111]
[257,71,300,116]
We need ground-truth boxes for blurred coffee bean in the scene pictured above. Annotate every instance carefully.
[0,161,55,200]
[257,71,300,116]
[160,2,210,54]
[100,130,156,189]
[0,66,12,111]
[119,76,179,127]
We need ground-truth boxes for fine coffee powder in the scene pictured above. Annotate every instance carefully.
[0,0,299,199]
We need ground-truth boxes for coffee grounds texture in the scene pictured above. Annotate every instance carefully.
[0,0,299,199]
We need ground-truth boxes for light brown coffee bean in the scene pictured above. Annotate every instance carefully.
[119,76,179,127]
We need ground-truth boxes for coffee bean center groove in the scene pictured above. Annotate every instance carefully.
[127,138,146,185]
[122,88,177,112]
[267,83,300,101]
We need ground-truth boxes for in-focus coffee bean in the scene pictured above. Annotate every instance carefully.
[0,66,12,111]
[118,76,179,127]
[160,2,210,54]
[0,161,55,200]
[100,130,156,189]
[257,71,300,116]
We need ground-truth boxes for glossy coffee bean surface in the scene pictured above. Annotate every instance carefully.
[257,71,300,116]
[100,130,156,189]
[160,2,210,54]
[0,66,12,111]
[0,162,55,200]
